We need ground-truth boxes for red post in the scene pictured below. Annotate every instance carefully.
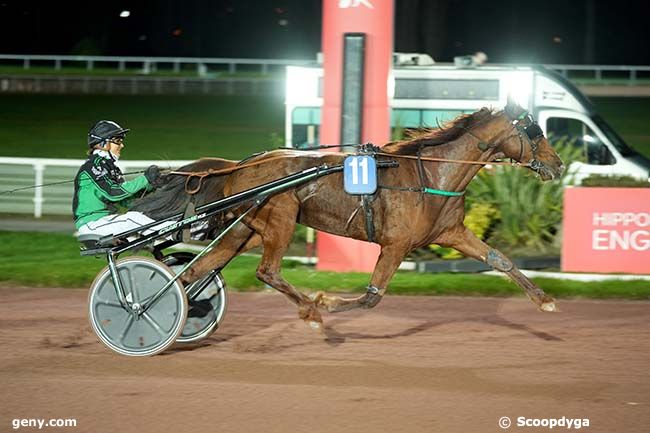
[317,0,394,272]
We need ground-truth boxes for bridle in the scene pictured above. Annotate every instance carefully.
[506,110,545,173]
[461,109,546,174]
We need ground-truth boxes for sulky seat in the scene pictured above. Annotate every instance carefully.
[78,233,113,256]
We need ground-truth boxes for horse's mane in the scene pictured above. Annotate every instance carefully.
[382,108,497,155]
[130,158,236,220]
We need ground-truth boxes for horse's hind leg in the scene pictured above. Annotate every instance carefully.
[438,226,557,312]
[313,243,408,313]
[248,193,323,328]
[181,223,261,284]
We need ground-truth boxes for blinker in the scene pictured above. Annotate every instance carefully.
[525,122,543,140]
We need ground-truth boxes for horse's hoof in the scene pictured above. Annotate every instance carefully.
[311,292,338,312]
[298,304,323,323]
[307,320,322,331]
[540,301,559,312]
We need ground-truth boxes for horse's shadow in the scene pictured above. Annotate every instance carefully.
[155,300,564,354]
[322,317,446,345]
[479,314,563,342]
[321,300,563,346]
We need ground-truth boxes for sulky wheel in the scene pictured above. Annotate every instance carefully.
[163,252,228,344]
[88,256,188,357]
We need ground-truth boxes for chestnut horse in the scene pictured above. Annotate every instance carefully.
[133,100,564,329]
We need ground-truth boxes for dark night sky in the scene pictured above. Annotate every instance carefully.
[0,0,648,65]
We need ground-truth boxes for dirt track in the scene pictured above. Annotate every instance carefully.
[0,287,649,433]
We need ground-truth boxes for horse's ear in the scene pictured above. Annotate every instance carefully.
[505,94,520,119]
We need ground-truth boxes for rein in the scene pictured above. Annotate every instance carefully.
[374,152,530,167]
[0,170,146,195]
[169,153,349,194]
[170,150,528,195]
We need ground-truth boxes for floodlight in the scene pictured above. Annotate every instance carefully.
[285,66,320,102]
[506,71,531,109]
[120,10,130,18]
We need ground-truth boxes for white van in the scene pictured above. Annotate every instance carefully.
[285,63,650,183]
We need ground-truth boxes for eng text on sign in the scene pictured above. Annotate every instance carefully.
[344,155,377,194]
[592,212,650,251]
[562,188,650,274]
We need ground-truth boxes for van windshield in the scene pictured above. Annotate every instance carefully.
[591,115,638,157]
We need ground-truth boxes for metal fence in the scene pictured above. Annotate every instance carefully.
[0,157,192,218]
[0,75,284,96]
[0,54,312,75]
[1,54,648,83]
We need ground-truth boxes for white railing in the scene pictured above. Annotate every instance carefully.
[0,157,193,218]
[0,75,284,96]
[0,54,312,76]
[545,64,650,83]
[1,54,648,83]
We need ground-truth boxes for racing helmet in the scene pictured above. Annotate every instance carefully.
[87,120,130,148]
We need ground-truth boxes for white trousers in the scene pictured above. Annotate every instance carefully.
[76,211,175,238]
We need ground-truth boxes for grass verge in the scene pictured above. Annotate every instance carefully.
[0,95,648,160]
[0,94,284,160]
[0,231,648,300]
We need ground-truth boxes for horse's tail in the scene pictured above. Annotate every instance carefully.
[130,158,237,220]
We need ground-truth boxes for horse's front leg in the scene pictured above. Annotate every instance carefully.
[438,227,557,312]
[313,243,409,313]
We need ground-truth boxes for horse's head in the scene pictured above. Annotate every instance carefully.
[493,98,564,181]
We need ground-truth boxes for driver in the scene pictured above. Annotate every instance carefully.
[73,120,168,237]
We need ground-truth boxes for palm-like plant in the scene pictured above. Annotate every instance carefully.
[466,140,582,254]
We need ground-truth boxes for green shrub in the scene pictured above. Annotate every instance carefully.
[465,140,583,255]
[580,174,649,188]
[431,202,500,259]
[464,202,500,239]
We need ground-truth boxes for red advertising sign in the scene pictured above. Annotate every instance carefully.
[562,188,650,274]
